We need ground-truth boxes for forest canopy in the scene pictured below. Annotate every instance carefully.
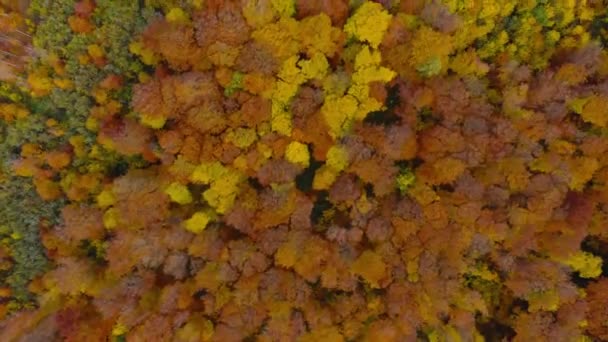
[1,0,608,341]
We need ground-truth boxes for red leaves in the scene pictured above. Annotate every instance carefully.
[296,0,349,26]
[99,74,123,90]
[74,1,96,18]
[68,1,96,34]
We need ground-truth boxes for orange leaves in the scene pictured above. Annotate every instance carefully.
[106,228,168,277]
[44,257,97,296]
[351,250,388,289]
[111,169,170,230]
[241,95,271,126]
[499,157,530,192]
[68,15,94,33]
[418,126,465,160]
[416,157,466,185]
[254,187,298,230]
[577,95,608,127]
[194,2,250,50]
[356,123,417,161]
[422,201,448,230]
[195,262,238,292]
[11,144,83,201]
[275,240,298,269]
[132,72,223,130]
[12,157,41,178]
[99,74,122,90]
[27,67,54,97]
[350,157,398,197]
[275,233,330,282]
[33,177,62,200]
[67,1,96,34]
[299,326,344,342]
[567,156,599,191]
[364,319,402,342]
[0,103,29,122]
[157,129,184,155]
[391,217,419,246]
[62,172,103,202]
[44,150,71,170]
[555,63,587,85]
[142,19,204,70]
[9,3,608,342]
[127,314,173,342]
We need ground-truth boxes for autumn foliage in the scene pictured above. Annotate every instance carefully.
[1,0,608,341]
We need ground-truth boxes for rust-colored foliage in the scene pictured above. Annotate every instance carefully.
[3,1,608,341]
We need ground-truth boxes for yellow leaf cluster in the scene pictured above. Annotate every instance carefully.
[225,127,258,149]
[326,145,349,172]
[164,182,193,205]
[140,114,166,129]
[322,46,395,138]
[410,26,454,77]
[312,144,350,190]
[184,210,215,234]
[96,189,116,208]
[103,208,119,229]
[251,17,300,61]
[562,251,603,278]
[300,14,342,57]
[284,141,310,168]
[190,162,244,213]
[344,2,392,48]
[271,53,329,135]
[166,8,189,23]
